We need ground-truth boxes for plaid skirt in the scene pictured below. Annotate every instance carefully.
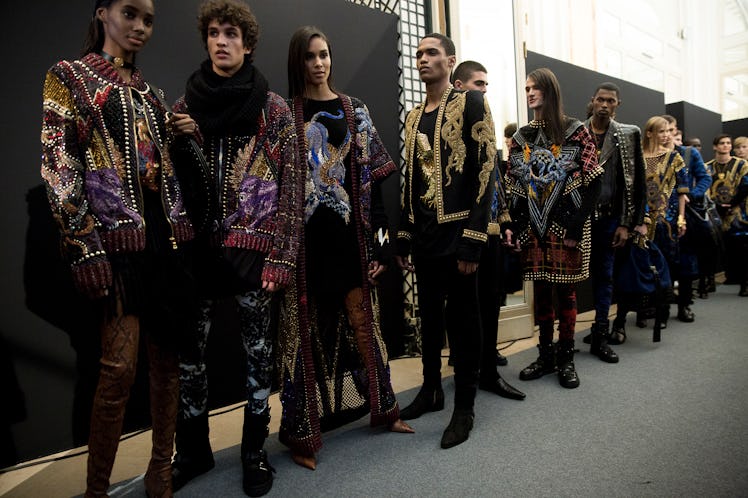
[520,226,591,284]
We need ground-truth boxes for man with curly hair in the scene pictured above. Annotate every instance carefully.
[170,1,302,496]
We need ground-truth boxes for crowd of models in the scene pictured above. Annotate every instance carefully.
[39,0,748,496]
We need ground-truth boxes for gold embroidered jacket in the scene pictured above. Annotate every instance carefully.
[398,87,496,260]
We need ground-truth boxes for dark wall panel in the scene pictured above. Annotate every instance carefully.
[526,51,665,131]
[666,101,722,162]
[723,118,748,141]
[1,0,399,463]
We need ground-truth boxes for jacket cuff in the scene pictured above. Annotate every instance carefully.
[71,257,112,297]
[261,261,293,286]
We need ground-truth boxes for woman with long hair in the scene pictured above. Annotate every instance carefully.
[612,116,687,332]
[278,25,413,471]
[40,1,198,495]
[505,68,603,389]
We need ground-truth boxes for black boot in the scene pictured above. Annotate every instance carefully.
[677,305,695,322]
[399,385,444,420]
[739,283,748,297]
[589,321,619,364]
[172,412,215,492]
[556,340,579,389]
[241,409,275,497]
[519,342,556,380]
[440,408,474,449]
[478,373,526,400]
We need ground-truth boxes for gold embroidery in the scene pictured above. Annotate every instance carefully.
[471,98,497,203]
[463,228,488,242]
[416,132,437,208]
[442,93,466,186]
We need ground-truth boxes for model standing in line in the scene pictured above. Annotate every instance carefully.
[581,82,646,351]
[41,0,200,495]
[705,134,748,296]
[452,60,525,401]
[505,68,603,389]
[661,114,711,321]
[170,1,302,496]
[278,25,413,471]
[612,116,688,331]
[396,33,497,448]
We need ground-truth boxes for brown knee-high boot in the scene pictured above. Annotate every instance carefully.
[85,313,140,498]
[344,288,369,362]
[143,340,179,498]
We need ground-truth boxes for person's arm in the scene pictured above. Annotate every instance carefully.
[456,90,496,265]
[261,95,302,290]
[41,65,111,299]
[630,127,648,228]
[686,147,712,201]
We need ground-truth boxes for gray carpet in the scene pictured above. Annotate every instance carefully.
[118,285,748,497]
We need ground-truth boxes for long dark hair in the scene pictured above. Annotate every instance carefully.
[81,0,118,56]
[287,26,336,99]
[527,67,565,145]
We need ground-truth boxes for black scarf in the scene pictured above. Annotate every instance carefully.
[185,55,269,136]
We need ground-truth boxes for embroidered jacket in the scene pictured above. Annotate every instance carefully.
[278,94,399,456]
[398,87,497,260]
[41,53,194,292]
[705,156,748,235]
[642,150,688,239]
[173,92,301,285]
[507,119,603,244]
[584,118,647,228]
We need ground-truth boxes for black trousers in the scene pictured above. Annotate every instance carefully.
[415,253,482,409]
[477,235,504,382]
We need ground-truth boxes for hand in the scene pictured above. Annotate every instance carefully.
[368,260,387,285]
[168,112,198,135]
[634,224,648,236]
[457,260,478,275]
[611,226,629,248]
[562,229,578,248]
[262,280,282,292]
[394,255,414,272]
[678,224,687,238]
[503,228,521,252]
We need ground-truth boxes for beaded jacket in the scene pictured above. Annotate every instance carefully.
[506,119,603,283]
[173,92,301,285]
[584,118,647,229]
[41,53,194,293]
[398,87,497,261]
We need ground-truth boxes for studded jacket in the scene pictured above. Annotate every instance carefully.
[173,92,301,285]
[584,118,647,229]
[41,53,194,294]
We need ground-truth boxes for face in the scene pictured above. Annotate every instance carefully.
[714,137,732,155]
[525,77,544,111]
[304,36,331,88]
[415,37,455,85]
[665,122,677,146]
[504,135,513,151]
[734,142,748,159]
[690,138,702,149]
[207,20,250,77]
[673,132,683,146]
[98,0,154,56]
[590,89,619,121]
[455,71,488,93]
[653,124,671,147]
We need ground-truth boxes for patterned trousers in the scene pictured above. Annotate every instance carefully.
[179,289,275,419]
[534,280,577,342]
